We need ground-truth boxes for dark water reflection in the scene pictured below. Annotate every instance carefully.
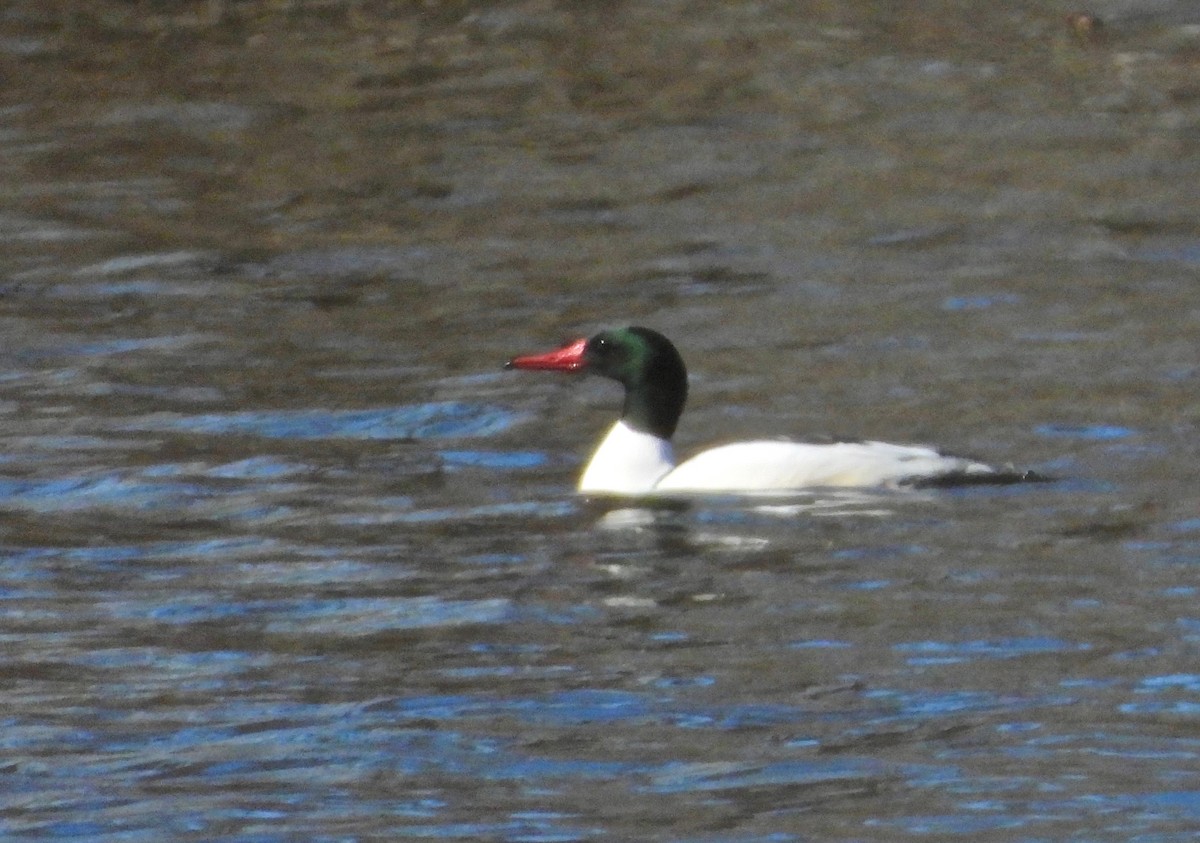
[3,1,1200,839]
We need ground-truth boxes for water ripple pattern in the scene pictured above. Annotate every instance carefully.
[124,402,520,440]
[2,0,1200,840]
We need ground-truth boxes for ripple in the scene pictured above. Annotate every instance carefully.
[198,456,308,479]
[864,688,1076,720]
[1034,423,1136,440]
[349,499,577,525]
[790,639,854,650]
[379,689,830,732]
[0,473,207,513]
[1132,242,1200,266]
[895,636,1091,665]
[942,293,1022,311]
[123,401,520,440]
[31,334,207,359]
[74,250,215,277]
[438,449,549,469]
[254,246,436,280]
[1137,673,1200,692]
[644,757,894,794]
[110,596,514,634]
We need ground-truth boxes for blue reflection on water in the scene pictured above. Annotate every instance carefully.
[375,689,829,731]
[1119,672,1200,716]
[439,450,548,469]
[120,596,517,633]
[789,639,853,649]
[201,457,308,479]
[868,813,1029,834]
[877,789,1200,837]
[367,500,577,524]
[0,473,209,512]
[942,293,1022,311]
[1137,673,1200,692]
[1134,243,1200,265]
[0,537,279,571]
[864,688,1075,719]
[125,401,519,440]
[1034,423,1136,440]
[645,757,895,793]
[895,636,1090,665]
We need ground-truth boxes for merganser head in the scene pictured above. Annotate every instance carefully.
[506,326,689,439]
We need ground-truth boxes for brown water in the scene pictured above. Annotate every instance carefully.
[3,1,1200,839]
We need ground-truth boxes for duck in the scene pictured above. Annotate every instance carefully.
[506,326,1030,495]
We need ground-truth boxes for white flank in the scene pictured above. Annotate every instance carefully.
[578,429,995,495]
[656,440,992,492]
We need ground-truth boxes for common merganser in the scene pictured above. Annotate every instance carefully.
[506,326,1032,496]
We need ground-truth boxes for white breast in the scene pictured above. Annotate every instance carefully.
[578,420,675,495]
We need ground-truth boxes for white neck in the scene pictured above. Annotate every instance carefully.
[578,420,675,495]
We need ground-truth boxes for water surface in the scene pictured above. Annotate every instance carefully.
[2,1,1200,839]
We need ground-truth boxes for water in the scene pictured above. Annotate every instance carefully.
[3,1,1200,839]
